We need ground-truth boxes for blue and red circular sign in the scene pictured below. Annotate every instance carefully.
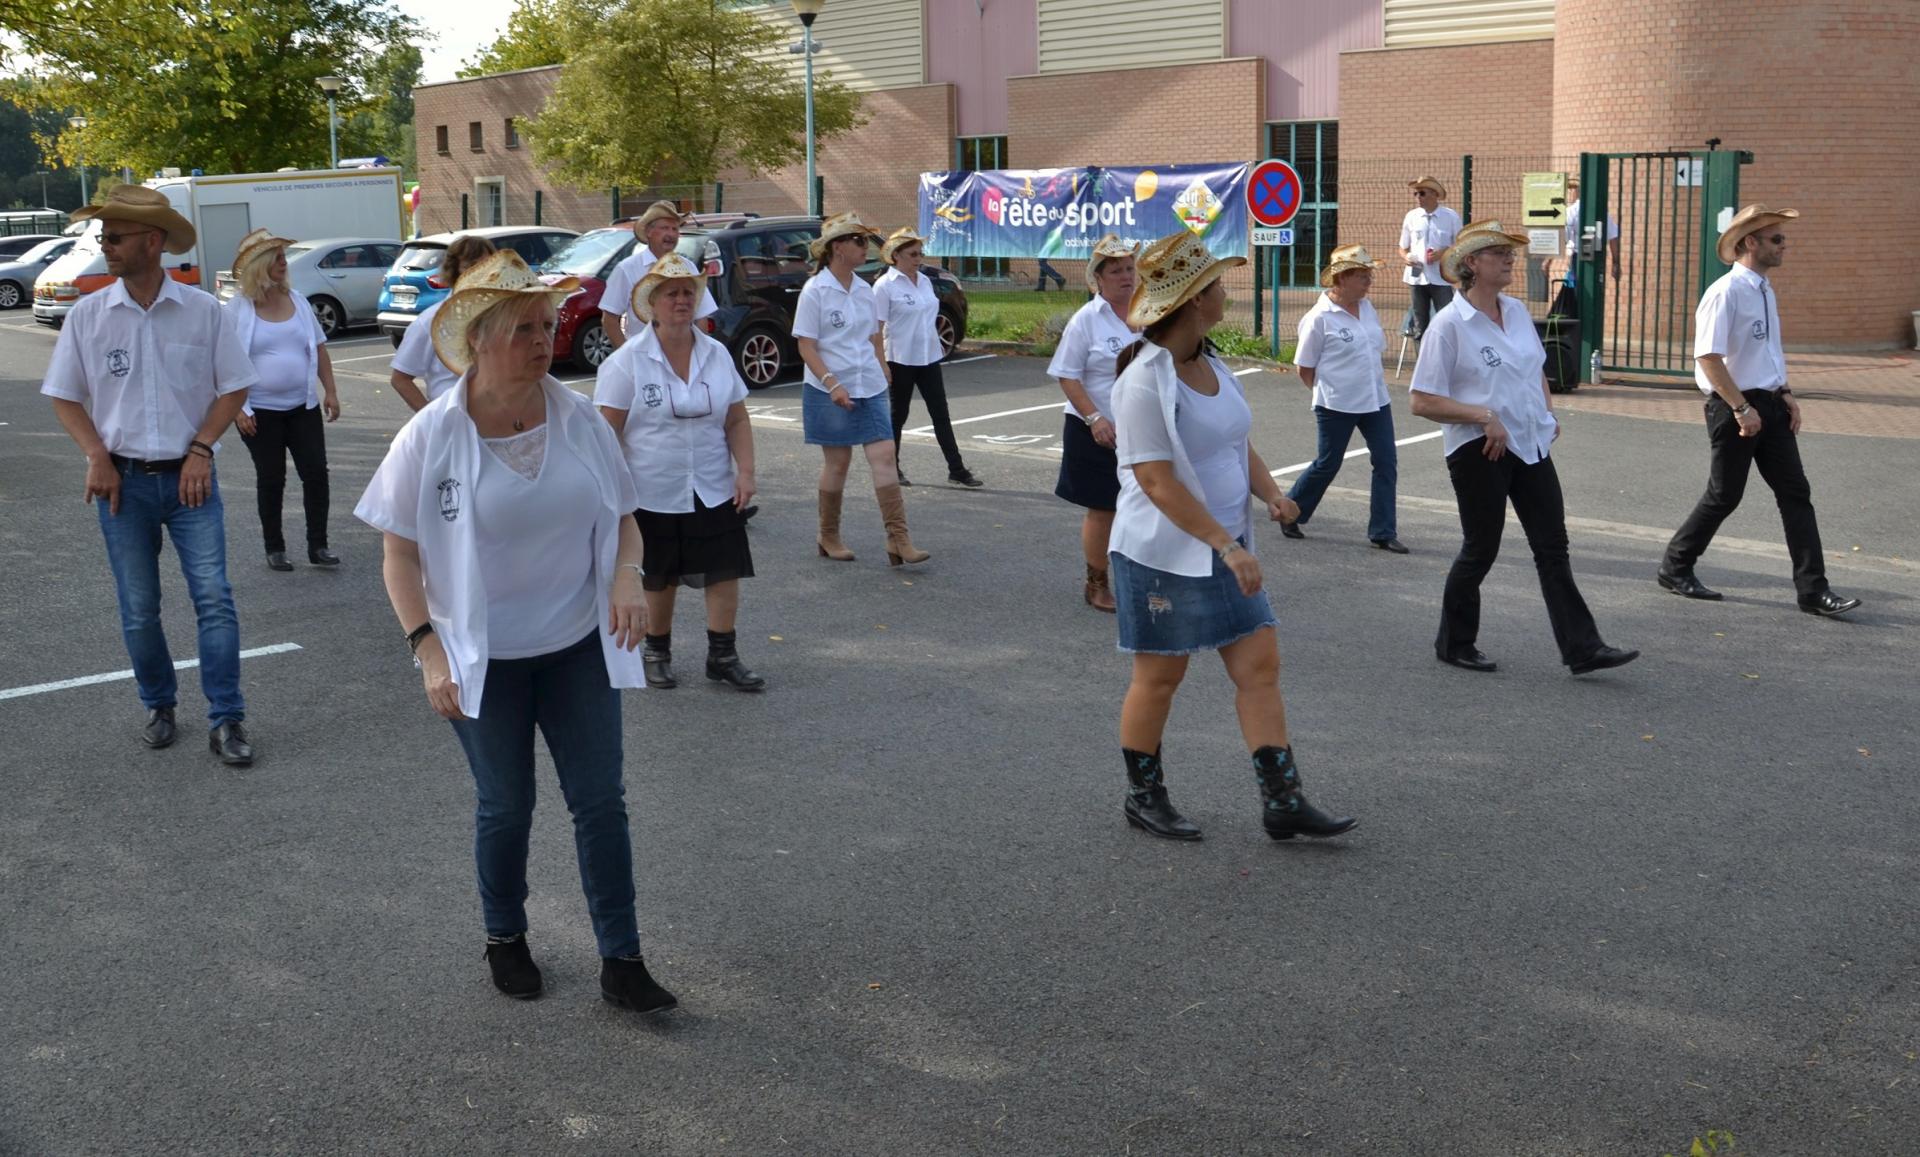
[1247,160,1302,228]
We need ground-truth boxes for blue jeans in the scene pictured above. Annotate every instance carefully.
[449,632,640,959]
[1286,404,1399,541]
[96,461,245,727]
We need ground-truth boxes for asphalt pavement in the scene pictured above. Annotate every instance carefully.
[2,313,1917,1156]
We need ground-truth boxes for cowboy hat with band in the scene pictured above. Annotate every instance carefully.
[1126,231,1246,330]
[879,227,927,265]
[1408,176,1448,198]
[233,228,297,276]
[631,200,686,232]
[73,185,196,254]
[1084,233,1140,291]
[808,211,882,262]
[1437,220,1530,285]
[628,253,708,324]
[1320,244,1384,288]
[1716,204,1799,265]
[431,250,580,375]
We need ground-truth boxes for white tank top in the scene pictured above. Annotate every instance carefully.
[473,425,601,659]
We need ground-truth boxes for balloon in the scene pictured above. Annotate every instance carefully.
[1133,170,1158,202]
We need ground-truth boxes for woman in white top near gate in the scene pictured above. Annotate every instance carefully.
[389,234,497,411]
[875,228,980,489]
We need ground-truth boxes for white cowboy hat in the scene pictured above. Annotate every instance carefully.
[72,184,195,254]
[1320,243,1384,288]
[233,228,297,275]
[1717,204,1800,264]
[629,253,708,323]
[431,250,580,375]
[1438,220,1530,284]
[808,211,882,262]
[1084,233,1140,291]
[1126,231,1246,329]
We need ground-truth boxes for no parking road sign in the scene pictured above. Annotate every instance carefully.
[1246,159,1302,229]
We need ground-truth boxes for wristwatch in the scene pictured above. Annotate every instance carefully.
[1733,402,1752,417]
[1080,410,1105,428]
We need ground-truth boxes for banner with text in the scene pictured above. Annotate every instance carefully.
[917,164,1251,260]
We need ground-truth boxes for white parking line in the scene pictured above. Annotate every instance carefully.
[906,402,1060,436]
[944,353,996,366]
[330,351,400,364]
[0,642,303,702]
[1232,367,1265,377]
[1269,430,1444,478]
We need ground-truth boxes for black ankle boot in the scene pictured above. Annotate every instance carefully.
[483,934,543,1000]
[1252,745,1356,840]
[1122,747,1202,840]
[601,954,678,1014]
[704,630,766,691]
[642,634,676,689]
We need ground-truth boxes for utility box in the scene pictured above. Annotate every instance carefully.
[1522,171,1569,228]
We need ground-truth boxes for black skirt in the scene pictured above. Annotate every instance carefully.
[634,495,754,591]
[1054,412,1121,511]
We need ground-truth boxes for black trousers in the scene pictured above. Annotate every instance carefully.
[889,361,967,474]
[1662,389,1826,597]
[239,405,329,553]
[1408,284,1454,339]
[1439,443,1603,665]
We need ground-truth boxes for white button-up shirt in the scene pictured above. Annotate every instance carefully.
[594,326,748,513]
[1294,293,1389,414]
[600,246,718,334]
[1410,293,1558,464]
[1047,296,1138,419]
[792,270,886,398]
[1400,206,1463,286]
[391,299,462,402]
[1694,264,1787,395]
[41,276,257,460]
[871,267,943,366]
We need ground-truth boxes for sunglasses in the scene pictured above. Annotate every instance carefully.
[1761,233,1786,244]
[100,229,159,247]
[669,378,713,419]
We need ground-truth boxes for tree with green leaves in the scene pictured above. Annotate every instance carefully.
[458,0,599,77]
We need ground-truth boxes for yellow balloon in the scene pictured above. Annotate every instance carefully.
[1134,170,1158,202]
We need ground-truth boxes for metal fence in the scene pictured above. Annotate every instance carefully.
[0,210,66,237]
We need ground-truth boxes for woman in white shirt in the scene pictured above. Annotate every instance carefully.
[876,228,979,489]
[355,251,677,1017]
[596,254,763,693]
[1107,231,1356,845]
[226,230,340,571]
[793,211,928,566]
[388,234,497,411]
[1281,244,1404,552]
[1049,234,1140,613]
[1409,220,1637,678]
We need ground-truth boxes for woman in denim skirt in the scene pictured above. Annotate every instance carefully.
[1107,232,1357,844]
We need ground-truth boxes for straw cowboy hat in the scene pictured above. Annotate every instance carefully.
[1438,220,1529,284]
[72,184,196,254]
[1716,204,1800,264]
[1126,230,1246,329]
[633,200,685,232]
[1408,175,1448,198]
[1320,243,1384,287]
[880,227,926,264]
[808,210,882,262]
[1084,233,1140,291]
[629,253,707,323]
[233,228,296,274]
[431,250,580,375]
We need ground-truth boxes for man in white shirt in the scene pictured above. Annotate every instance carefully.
[1658,205,1859,616]
[40,185,260,764]
[1560,180,1621,285]
[599,200,717,349]
[1398,175,1463,340]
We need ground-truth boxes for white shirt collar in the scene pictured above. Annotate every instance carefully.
[104,274,186,313]
[1730,262,1769,289]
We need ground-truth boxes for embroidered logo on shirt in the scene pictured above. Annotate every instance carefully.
[1336,328,1354,343]
[1479,346,1503,368]
[1751,319,1768,340]
[107,349,131,377]
[641,382,664,408]
[827,309,846,329]
[1106,336,1123,353]
[437,478,461,523]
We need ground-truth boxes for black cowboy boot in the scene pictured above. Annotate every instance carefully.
[704,629,766,692]
[642,634,677,689]
[1122,747,1201,841]
[1252,745,1356,840]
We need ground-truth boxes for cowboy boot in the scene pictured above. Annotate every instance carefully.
[641,634,677,689]
[704,629,766,692]
[1084,562,1117,613]
[1122,747,1201,841]
[1252,745,1356,840]
[816,490,855,561]
[875,483,929,567]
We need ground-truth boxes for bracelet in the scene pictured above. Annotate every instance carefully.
[1080,410,1104,427]
[406,622,435,654]
[619,563,645,578]
[1216,540,1246,561]
[188,440,215,458]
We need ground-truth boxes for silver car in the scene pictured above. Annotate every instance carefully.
[216,236,403,336]
[0,237,76,310]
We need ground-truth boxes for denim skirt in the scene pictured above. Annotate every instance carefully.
[1109,545,1278,655]
[803,387,893,446]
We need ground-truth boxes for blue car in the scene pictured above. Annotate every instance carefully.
[376,225,579,346]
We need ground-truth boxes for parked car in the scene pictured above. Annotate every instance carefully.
[546,226,730,371]
[213,237,402,336]
[376,226,580,345]
[0,233,63,261]
[0,237,76,310]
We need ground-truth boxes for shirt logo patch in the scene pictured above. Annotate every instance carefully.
[827,309,847,330]
[437,478,462,523]
[107,349,131,377]
[1479,346,1503,368]
[1751,319,1768,340]
[1106,336,1123,354]
[1336,328,1354,343]
[641,383,664,408]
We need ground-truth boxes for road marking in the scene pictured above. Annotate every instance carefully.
[1233,367,1265,377]
[330,351,400,364]
[0,642,303,702]
[1269,430,1444,477]
[906,402,1060,436]
[945,353,996,366]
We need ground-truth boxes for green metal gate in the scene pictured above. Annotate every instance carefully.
[1573,149,1748,382]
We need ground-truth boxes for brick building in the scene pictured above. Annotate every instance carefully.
[413,0,1920,348]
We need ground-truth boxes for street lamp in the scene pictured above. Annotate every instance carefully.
[316,75,345,169]
[790,0,825,217]
[33,170,50,207]
[67,116,88,208]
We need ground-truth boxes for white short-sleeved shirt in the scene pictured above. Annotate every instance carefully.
[1110,346,1256,577]
[474,426,601,659]
[595,327,749,513]
[872,266,943,366]
[1694,263,1787,396]
[41,277,257,460]
[1409,293,1558,464]
[600,246,718,335]
[792,270,885,398]
[1400,206,1463,286]
[1294,293,1389,414]
[391,299,461,402]
[1047,296,1138,419]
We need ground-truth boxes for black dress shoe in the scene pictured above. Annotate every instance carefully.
[308,547,340,567]
[1371,537,1409,554]
[739,504,759,521]
[484,936,543,1000]
[1799,590,1862,617]
[897,470,912,487]
[1569,645,1640,675]
[1437,649,1498,672]
[1280,522,1305,540]
[142,706,176,749]
[947,469,984,488]
[266,552,294,572]
[601,955,678,1015]
[209,720,253,766]
[706,652,767,692]
[1123,788,1203,841]
[1657,569,1721,600]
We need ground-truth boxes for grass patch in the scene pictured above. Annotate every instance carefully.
[963,289,1295,363]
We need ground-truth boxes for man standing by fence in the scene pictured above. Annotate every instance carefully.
[1398,176,1461,340]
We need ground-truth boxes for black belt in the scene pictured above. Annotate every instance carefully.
[111,453,188,474]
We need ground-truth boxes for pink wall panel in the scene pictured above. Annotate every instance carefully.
[1229,0,1383,121]
[927,0,1038,139]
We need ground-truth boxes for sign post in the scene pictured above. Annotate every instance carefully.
[1246,159,1302,359]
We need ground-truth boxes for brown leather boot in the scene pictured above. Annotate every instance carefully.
[816,490,855,561]
[875,483,929,566]
[1084,563,1117,613]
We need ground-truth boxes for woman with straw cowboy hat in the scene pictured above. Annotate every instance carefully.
[1279,243,1405,553]
[389,233,498,411]
[793,210,929,566]
[1408,220,1638,677]
[1049,233,1141,613]
[355,250,678,1017]
[595,253,765,693]
[225,228,341,572]
[876,226,981,489]
[1105,230,1356,845]
[1399,175,1461,340]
